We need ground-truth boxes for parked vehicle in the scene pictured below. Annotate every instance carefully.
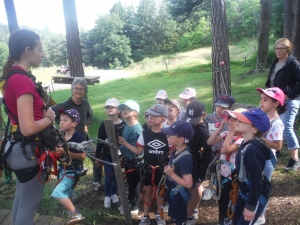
[56,65,70,75]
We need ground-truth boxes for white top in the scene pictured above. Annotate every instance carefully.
[266,118,284,157]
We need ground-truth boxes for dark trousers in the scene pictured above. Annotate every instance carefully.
[218,181,232,224]
[125,165,141,209]
[233,195,265,225]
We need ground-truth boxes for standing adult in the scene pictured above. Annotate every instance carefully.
[51,78,93,140]
[2,29,56,225]
[265,38,300,171]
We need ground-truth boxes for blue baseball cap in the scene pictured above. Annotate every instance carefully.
[58,109,80,123]
[161,120,195,140]
[231,108,270,133]
[118,100,140,113]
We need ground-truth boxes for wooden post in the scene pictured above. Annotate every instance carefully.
[104,119,132,225]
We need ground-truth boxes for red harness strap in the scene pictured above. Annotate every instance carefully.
[37,149,60,184]
[141,165,159,206]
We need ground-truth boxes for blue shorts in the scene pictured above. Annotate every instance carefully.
[51,170,75,199]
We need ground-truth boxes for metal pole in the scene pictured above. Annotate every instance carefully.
[104,119,132,225]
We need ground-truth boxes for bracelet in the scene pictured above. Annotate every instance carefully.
[44,116,53,124]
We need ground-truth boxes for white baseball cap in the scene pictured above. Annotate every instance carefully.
[155,90,168,99]
[104,98,120,108]
[179,88,196,99]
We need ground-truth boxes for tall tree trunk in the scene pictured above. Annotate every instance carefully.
[283,0,294,41]
[257,0,272,70]
[292,0,300,61]
[62,0,84,77]
[211,0,231,102]
[4,0,19,34]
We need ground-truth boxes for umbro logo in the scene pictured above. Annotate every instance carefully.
[148,140,166,150]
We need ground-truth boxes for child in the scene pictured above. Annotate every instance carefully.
[51,109,86,225]
[118,100,143,215]
[205,94,236,153]
[207,109,244,225]
[230,108,271,225]
[120,104,169,225]
[183,100,214,224]
[142,109,151,130]
[95,98,126,208]
[178,88,196,121]
[163,99,181,128]
[161,121,194,225]
[155,90,168,105]
[255,87,286,225]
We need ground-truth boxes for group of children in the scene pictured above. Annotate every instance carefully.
[54,85,286,225]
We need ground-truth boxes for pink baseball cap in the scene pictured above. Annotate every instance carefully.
[256,87,285,106]
[155,90,168,99]
[179,88,196,99]
[164,99,181,111]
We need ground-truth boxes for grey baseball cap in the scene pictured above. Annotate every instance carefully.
[148,104,168,118]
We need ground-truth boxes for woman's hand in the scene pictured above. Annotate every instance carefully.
[44,108,55,124]
[56,146,65,156]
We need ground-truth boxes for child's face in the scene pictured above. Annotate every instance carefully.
[166,134,183,146]
[235,119,255,134]
[260,93,279,113]
[60,114,76,131]
[148,114,165,126]
[156,98,165,105]
[166,104,179,121]
[181,98,190,108]
[215,105,229,118]
[105,106,120,116]
[122,106,137,119]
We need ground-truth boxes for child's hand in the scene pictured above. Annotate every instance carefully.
[118,136,126,145]
[164,165,174,176]
[243,208,255,221]
[228,118,237,133]
[55,146,64,156]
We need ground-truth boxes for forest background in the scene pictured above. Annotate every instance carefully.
[0,0,284,70]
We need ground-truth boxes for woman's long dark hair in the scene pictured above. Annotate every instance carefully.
[2,29,40,85]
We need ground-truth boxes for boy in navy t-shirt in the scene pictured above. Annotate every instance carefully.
[162,121,194,225]
[51,109,86,225]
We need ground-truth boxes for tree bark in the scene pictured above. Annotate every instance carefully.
[257,0,272,68]
[4,0,19,34]
[283,0,294,41]
[211,0,231,102]
[62,0,84,77]
[292,0,300,61]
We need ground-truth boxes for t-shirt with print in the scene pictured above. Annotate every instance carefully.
[5,66,44,125]
[218,131,244,177]
[137,129,169,167]
[119,123,143,165]
[266,118,284,157]
[204,112,229,152]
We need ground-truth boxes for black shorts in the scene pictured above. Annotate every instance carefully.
[142,169,163,186]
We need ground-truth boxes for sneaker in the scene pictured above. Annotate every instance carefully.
[185,217,196,225]
[92,182,101,191]
[202,188,213,200]
[156,215,166,225]
[254,215,265,225]
[285,158,300,171]
[163,203,169,212]
[104,196,111,208]
[67,214,85,225]
[111,194,119,203]
[193,209,198,220]
[131,208,139,216]
[139,216,151,225]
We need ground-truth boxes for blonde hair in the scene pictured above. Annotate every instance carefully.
[275,38,292,54]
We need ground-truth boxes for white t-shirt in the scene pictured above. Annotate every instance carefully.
[266,118,284,157]
[218,132,244,177]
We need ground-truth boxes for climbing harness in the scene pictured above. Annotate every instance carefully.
[227,174,238,221]
[140,165,160,206]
